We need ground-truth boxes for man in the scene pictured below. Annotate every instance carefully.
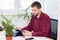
[15,1,52,38]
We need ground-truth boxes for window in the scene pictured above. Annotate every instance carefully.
[0,0,14,10]
[0,0,16,15]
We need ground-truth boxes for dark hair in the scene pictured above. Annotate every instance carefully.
[31,1,41,9]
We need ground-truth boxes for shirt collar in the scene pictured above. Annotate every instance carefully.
[34,11,43,19]
[39,12,43,19]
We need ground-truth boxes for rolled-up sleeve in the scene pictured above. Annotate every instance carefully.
[21,15,34,31]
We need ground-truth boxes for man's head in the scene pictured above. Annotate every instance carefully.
[31,1,42,16]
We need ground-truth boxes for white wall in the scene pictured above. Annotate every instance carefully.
[43,0,58,20]
[0,0,58,28]
[57,0,60,40]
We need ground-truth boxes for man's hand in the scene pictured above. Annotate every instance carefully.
[22,30,32,36]
[14,27,21,30]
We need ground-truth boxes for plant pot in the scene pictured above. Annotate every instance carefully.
[6,35,12,40]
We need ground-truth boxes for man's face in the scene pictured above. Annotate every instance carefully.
[32,6,41,16]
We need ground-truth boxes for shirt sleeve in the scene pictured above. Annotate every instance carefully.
[32,16,51,37]
[21,15,34,31]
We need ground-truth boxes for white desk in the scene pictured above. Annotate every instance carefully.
[13,36,53,40]
[0,30,6,40]
[0,30,53,40]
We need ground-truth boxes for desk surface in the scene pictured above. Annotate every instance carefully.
[0,31,53,40]
[13,36,53,40]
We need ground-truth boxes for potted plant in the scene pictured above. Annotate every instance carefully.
[11,6,32,23]
[0,15,14,40]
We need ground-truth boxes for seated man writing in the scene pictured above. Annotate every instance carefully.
[15,1,52,38]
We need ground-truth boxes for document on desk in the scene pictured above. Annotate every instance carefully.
[13,36,53,40]
[13,36,25,40]
[33,37,52,40]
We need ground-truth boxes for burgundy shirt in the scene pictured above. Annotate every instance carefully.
[22,12,52,38]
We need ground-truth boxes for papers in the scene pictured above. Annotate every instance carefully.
[12,36,53,40]
[13,36,25,40]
